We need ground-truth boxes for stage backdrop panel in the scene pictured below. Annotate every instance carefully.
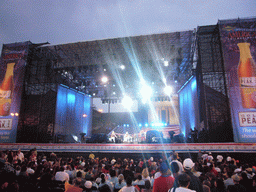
[54,85,92,142]
[0,42,29,143]
[219,18,256,143]
[178,76,200,137]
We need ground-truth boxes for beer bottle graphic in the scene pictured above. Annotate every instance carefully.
[0,63,15,116]
[237,42,256,108]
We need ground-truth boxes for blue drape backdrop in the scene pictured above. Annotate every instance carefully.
[54,85,92,141]
[178,76,199,138]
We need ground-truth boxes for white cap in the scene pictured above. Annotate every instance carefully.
[150,157,154,161]
[227,156,231,162]
[216,155,223,162]
[183,158,194,170]
[84,181,92,189]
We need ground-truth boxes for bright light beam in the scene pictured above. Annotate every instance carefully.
[122,95,133,109]
[140,82,152,104]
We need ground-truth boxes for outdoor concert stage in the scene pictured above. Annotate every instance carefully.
[0,142,256,154]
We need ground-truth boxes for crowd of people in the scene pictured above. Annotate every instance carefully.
[0,147,256,192]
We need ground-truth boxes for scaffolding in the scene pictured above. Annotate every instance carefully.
[17,44,58,143]
[196,25,233,142]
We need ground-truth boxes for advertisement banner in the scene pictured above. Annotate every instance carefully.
[219,18,256,142]
[0,42,29,142]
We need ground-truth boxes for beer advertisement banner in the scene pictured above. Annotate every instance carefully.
[0,42,29,142]
[219,18,256,143]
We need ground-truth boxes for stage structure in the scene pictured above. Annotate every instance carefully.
[195,24,234,142]
[47,31,195,139]
[2,17,255,144]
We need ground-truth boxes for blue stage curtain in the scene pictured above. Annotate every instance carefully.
[179,77,199,137]
[54,85,91,141]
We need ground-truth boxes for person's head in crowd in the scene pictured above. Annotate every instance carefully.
[98,184,111,192]
[226,156,231,162]
[159,162,169,175]
[202,180,211,188]
[126,176,133,186]
[96,177,101,185]
[203,185,211,192]
[137,174,142,181]
[183,158,194,171]
[118,174,124,184]
[144,179,151,189]
[74,178,82,187]
[172,152,179,160]
[177,173,191,188]
[109,169,116,178]
[100,173,106,183]
[231,174,241,184]
[241,172,248,181]
[84,181,92,191]
[206,172,215,181]
[142,168,149,178]
[77,171,82,178]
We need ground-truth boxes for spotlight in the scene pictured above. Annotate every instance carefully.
[83,114,87,118]
[164,86,173,96]
[15,113,19,116]
[101,76,108,83]
[10,113,14,116]
[164,60,169,66]
[120,65,125,70]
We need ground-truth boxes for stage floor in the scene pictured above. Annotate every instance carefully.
[0,142,255,154]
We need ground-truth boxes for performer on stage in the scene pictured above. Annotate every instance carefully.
[110,131,117,143]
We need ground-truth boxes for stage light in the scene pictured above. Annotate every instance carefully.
[122,95,133,109]
[124,124,127,127]
[164,60,169,66]
[139,123,142,127]
[98,109,103,113]
[120,65,125,70]
[83,114,87,118]
[145,123,148,127]
[101,76,108,83]
[10,113,14,116]
[15,113,19,116]
[164,85,173,96]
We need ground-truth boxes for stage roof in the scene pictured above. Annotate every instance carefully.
[45,31,196,98]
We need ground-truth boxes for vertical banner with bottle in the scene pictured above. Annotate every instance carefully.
[219,18,256,143]
[0,42,29,142]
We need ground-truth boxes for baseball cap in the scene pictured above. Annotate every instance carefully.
[84,181,92,189]
[183,158,194,170]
